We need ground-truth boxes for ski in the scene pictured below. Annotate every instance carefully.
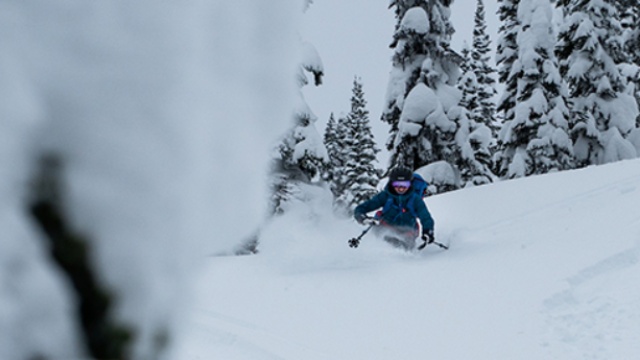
[417,239,449,250]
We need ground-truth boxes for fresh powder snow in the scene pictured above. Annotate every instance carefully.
[172,159,640,360]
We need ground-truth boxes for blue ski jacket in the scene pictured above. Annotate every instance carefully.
[353,182,434,234]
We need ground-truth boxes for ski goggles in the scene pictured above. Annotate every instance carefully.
[392,180,411,189]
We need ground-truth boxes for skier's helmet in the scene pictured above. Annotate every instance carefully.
[389,166,413,182]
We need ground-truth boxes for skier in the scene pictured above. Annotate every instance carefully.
[352,166,435,250]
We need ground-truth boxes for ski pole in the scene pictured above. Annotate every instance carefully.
[348,219,377,248]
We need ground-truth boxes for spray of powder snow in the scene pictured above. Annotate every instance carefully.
[258,184,419,274]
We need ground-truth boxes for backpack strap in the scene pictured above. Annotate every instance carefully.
[407,193,419,218]
[380,196,395,219]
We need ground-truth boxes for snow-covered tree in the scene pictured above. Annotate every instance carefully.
[496,0,521,131]
[323,113,340,184]
[323,113,349,198]
[335,77,380,211]
[556,0,639,167]
[458,42,479,118]
[469,0,498,138]
[449,106,496,186]
[0,2,299,359]
[629,11,640,66]
[617,0,639,63]
[619,63,640,129]
[617,1,640,125]
[382,0,462,174]
[496,0,574,178]
[456,45,496,186]
[453,0,500,187]
[271,40,329,215]
[459,42,472,73]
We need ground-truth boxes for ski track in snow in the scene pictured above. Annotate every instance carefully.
[541,242,640,359]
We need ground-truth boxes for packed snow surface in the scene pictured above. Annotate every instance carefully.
[173,159,640,359]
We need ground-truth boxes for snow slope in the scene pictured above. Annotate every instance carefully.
[173,159,640,360]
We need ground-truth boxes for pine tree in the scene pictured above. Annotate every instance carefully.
[498,0,574,178]
[617,0,639,63]
[629,8,640,66]
[382,0,462,175]
[556,0,638,167]
[453,0,499,187]
[323,113,339,161]
[456,44,496,186]
[494,0,521,178]
[617,0,640,125]
[449,106,496,186]
[469,0,498,138]
[323,112,340,187]
[323,112,349,199]
[459,41,471,74]
[496,0,520,130]
[336,77,380,211]
[458,42,479,116]
[270,37,329,214]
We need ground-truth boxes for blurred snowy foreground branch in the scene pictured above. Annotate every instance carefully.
[0,1,301,359]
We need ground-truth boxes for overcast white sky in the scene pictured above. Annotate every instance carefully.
[301,0,499,165]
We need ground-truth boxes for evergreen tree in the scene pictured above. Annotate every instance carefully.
[459,41,471,74]
[323,112,340,186]
[617,0,639,63]
[617,0,640,125]
[458,42,479,115]
[270,40,329,215]
[336,77,380,211]
[498,0,574,178]
[556,0,638,167]
[449,106,496,186]
[456,43,496,186]
[382,0,462,175]
[469,0,498,138]
[323,112,349,200]
[496,0,520,129]
[629,8,640,66]
[453,0,499,187]
[323,113,339,161]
